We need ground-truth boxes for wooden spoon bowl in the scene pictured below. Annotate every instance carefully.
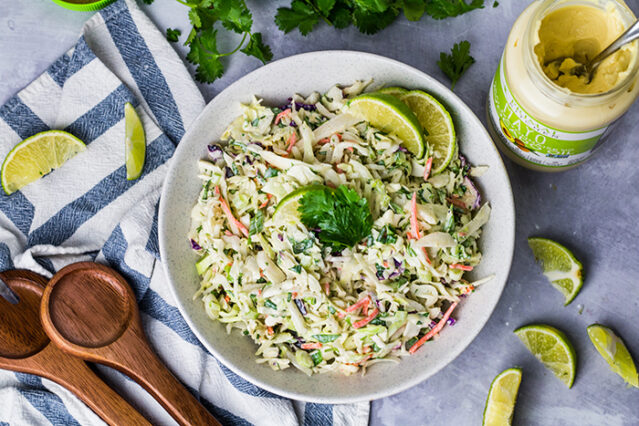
[0,269,149,426]
[41,262,220,426]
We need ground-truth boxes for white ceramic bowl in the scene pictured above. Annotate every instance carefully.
[159,51,515,403]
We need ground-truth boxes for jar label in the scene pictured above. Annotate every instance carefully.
[488,55,607,167]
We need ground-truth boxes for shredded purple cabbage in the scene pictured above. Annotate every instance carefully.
[447,318,456,326]
[396,146,409,153]
[289,121,298,128]
[190,239,202,251]
[294,299,307,315]
[430,321,438,328]
[280,98,317,111]
[277,233,284,241]
[464,177,481,209]
[376,269,385,280]
[225,167,234,178]
[207,144,223,161]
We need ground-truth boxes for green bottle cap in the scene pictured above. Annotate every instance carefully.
[50,0,116,12]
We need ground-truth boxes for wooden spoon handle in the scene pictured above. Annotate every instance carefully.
[108,329,220,426]
[17,345,151,426]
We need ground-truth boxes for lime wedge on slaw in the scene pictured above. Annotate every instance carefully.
[587,324,638,388]
[377,86,409,97]
[273,185,329,220]
[400,90,456,175]
[515,324,577,388]
[346,93,425,158]
[483,368,522,426]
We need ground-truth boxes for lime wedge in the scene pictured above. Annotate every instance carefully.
[1,130,86,195]
[515,324,577,388]
[587,324,638,388]
[273,184,330,221]
[483,368,522,426]
[377,86,409,97]
[125,103,146,180]
[347,93,425,158]
[400,90,456,175]
[528,237,583,305]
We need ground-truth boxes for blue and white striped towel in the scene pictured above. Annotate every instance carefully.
[0,0,369,424]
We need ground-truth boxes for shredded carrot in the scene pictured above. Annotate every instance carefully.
[353,308,379,329]
[362,303,369,316]
[292,292,298,298]
[323,282,330,296]
[450,263,473,271]
[259,194,273,209]
[215,186,249,237]
[336,133,343,141]
[383,261,389,268]
[318,137,330,144]
[421,247,432,265]
[346,146,354,152]
[274,108,291,124]
[346,354,372,366]
[409,302,458,354]
[423,157,433,181]
[458,232,467,237]
[267,326,274,336]
[257,288,262,296]
[345,297,370,313]
[224,295,230,303]
[259,269,265,278]
[463,285,475,294]
[301,342,322,350]
[224,230,233,236]
[410,193,421,240]
[363,345,371,353]
[286,132,297,154]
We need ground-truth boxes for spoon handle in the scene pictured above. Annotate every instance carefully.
[592,20,639,66]
[106,326,220,426]
[28,345,152,426]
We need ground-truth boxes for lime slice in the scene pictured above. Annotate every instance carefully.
[125,103,146,180]
[515,324,577,388]
[528,237,583,305]
[587,324,638,388]
[483,368,522,426]
[1,130,86,195]
[273,184,329,220]
[347,93,425,158]
[400,90,456,175]
[377,86,409,97]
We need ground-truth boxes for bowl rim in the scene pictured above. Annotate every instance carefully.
[159,49,515,403]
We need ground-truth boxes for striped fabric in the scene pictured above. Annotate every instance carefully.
[0,0,369,424]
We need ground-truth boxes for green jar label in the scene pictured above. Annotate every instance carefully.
[488,55,607,167]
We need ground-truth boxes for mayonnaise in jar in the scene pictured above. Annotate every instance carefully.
[487,0,639,170]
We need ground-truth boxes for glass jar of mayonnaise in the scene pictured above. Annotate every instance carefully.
[487,0,639,170]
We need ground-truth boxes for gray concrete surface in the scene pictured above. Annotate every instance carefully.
[1,0,638,424]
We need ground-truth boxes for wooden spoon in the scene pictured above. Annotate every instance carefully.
[40,262,220,426]
[0,269,150,426]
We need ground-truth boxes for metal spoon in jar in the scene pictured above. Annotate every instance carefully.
[547,19,639,83]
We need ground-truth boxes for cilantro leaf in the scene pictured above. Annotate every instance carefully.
[215,0,253,34]
[166,28,181,43]
[316,0,337,15]
[275,0,320,35]
[437,40,475,89]
[402,0,426,20]
[241,33,273,64]
[352,0,393,14]
[425,0,484,20]
[140,0,153,4]
[352,6,398,34]
[330,4,353,28]
[186,28,225,83]
[298,185,373,250]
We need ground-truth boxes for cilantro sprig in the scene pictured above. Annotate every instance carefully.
[275,0,485,36]
[437,40,475,89]
[152,0,273,84]
[298,185,373,251]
